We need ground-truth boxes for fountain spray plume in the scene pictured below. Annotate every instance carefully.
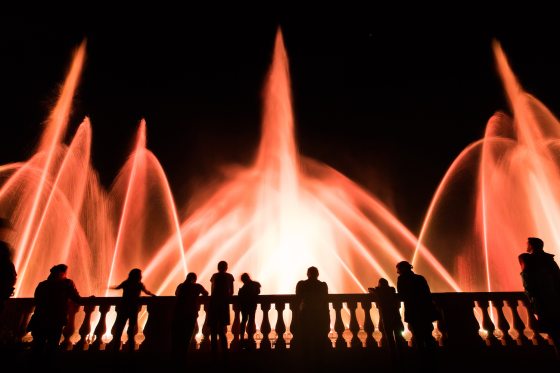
[2,30,465,297]
[414,41,560,292]
[166,29,459,294]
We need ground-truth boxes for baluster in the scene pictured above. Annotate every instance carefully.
[332,301,345,349]
[274,302,286,350]
[477,299,498,346]
[494,299,514,346]
[505,298,530,346]
[17,300,35,345]
[260,301,271,350]
[230,301,241,350]
[76,302,95,350]
[61,302,80,350]
[90,303,110,351]
[190,303,201,350]
[520,297,545,345]
[361,300,377,349]
[434,300,447,347]
[199,303,211,352]
[347,301,361,348]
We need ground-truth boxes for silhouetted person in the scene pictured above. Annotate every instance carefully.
[0,218,16,314]
[207,260,234,355]
[519,237,560,357]
[295,266,330,362]
[396,261,438,359]
[108,268,155,352]
[369,277,405,359]
[28,264,81,356]
[172,272,208,361]
[238,272,261,349]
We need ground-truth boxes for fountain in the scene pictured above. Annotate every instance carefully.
[1,31,555,297]
[414,41,560,292]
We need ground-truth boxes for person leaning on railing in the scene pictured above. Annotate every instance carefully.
[27,264,82,356]
[519,237,560,358]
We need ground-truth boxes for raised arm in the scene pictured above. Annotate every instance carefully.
[142,283,156,296]
[109,281,124,290]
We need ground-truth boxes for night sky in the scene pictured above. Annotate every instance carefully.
[1,7,559,234]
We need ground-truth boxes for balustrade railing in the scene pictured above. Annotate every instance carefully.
[0,292,554,354]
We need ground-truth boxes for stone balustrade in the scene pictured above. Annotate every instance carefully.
[0,292,554,354]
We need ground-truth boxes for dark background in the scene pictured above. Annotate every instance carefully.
[1,6,559,234]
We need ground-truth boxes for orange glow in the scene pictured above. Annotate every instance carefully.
[132,31,458,294]
[2,32,553,297]
[414,41,560,291]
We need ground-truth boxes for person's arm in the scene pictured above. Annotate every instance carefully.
[227,274,234,297]
[199,284,209,297]
[141,283,156,296]
[110,281,124,290]
[520,271,537,296]
[68,280,82,304]
[295,281,302,297]
[420,276,432,295]
[34,282,44,302]
[396,278,407,298]
[210,274,216,295]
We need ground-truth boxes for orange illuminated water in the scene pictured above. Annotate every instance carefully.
[0,32,552,297]
[414,41,560,292]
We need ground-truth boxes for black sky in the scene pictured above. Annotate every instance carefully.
[1,7,559,233]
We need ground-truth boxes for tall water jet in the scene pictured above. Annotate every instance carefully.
[164,30,459,294]
[0,44,185,297]
[414,41,560,292]
[1,30,465,297]
[106,120,186,295]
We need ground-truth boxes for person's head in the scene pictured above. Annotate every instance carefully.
[128,268,142,282]
[527,237,544,253]
[186,272,197,283]
[217,261,228,272]
[307,266,319,280]
[241,273,251,284]
[378,278,389,287]
[49,263,68,279]
[396,261,413,275]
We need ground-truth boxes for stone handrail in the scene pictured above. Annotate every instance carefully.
[0,292,551,353]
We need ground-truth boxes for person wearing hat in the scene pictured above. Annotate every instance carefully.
[396,260,438,355]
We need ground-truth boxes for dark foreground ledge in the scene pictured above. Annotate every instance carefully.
[1,292,559,371]
[1,344,558,373]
